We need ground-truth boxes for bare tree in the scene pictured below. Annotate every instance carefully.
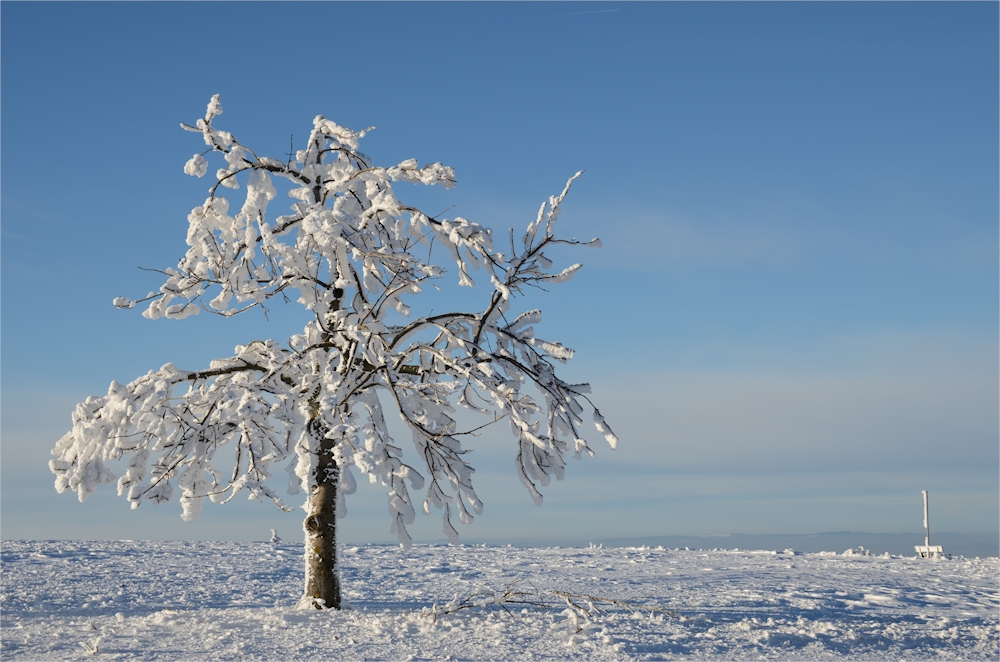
[50,96,617,609]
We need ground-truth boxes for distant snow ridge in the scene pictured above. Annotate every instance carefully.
[2,541,997,660]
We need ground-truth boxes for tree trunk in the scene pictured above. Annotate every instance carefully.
[300,420,341,609]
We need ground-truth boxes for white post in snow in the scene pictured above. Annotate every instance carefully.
[915,490,944,559]
[922,490,930,548]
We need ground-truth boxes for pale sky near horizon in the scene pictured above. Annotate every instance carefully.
[2,2,997,544]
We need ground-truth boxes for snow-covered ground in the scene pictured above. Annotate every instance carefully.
[1,540,996,660]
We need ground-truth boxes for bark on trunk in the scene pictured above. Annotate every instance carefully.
[301,420,341,609]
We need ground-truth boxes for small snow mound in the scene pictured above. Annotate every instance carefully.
[841,546,873,557]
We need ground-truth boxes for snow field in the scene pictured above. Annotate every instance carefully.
[1,540,997,660]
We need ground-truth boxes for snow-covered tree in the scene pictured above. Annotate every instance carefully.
[50,96,617,609]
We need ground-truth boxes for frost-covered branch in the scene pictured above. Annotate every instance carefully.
[54,95,616,551]
[423,579,684,627]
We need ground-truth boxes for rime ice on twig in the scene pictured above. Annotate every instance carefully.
[423,579,683,629]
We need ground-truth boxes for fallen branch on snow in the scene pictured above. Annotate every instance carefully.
[423,578,684,628]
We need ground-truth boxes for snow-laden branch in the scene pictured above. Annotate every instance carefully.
[423,578,684,625]
[54,95,616,549]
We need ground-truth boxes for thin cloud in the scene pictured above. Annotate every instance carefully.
[565,9,620,15]
[581,209,803,269]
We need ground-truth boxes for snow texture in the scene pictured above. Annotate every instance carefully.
[2,540,996,660]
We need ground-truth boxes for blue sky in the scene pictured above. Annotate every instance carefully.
[2,2,997,544]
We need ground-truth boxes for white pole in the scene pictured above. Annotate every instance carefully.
[922,490,930,548]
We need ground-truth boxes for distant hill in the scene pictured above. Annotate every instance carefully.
[359,532,998,558]
[588,532,999,558]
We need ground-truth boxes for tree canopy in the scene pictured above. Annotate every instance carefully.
[51,95,617,551]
